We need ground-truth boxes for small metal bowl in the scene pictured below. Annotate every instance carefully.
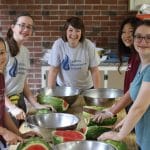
[53,141,115,150]
[26,113,79,140]
[82,88,123,107]
[38,86,80,106]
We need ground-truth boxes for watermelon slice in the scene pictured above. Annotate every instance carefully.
[16,137,52,150]
[37,95,69,112]
[52,130,85,144]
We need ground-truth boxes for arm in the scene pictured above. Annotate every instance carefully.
[0,110,23,145]
[92,90,132,122]
[109,90,132,115]
[99,81,150,141]
[24,78,55,111]
[4,110,21,135]
[23,79,37,106]
[2,110,39,144]
[48,66,59,88]
[117,81,150,138]
[90,66,101,88]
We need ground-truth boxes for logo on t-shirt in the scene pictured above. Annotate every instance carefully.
[61,55,86,71]
[9,57,18,77]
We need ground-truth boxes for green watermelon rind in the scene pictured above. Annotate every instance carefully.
[37,95,69,112]
[36,108,51,115]
[85,125,111,140]
[105,139,128,150]
[16,137,51,150]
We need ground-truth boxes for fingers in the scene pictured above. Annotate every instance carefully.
[21,131,41,139]
[92,114,103,123]
[97,131,114,141]
[6,136,23,145]
[16,111,26,120]
[92,112,107,123]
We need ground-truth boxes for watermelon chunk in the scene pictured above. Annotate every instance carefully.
[105,140,128,150]
[80,126,111,140]
[52,130,85,144]
[37,95,69,112]
[16,137,52,150]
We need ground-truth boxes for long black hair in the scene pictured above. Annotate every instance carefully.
[118,17,141,72]
[6,12,34,57]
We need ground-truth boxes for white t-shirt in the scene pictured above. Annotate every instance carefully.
[48,38,100,90]
[4,42,30,96]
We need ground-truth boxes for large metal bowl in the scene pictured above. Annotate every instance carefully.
[26,113,79,140]
[38,86,80,106]
[82,88,123,107]
[53,141,115,150]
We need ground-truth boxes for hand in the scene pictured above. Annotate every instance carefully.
[33,103,56,112]
[97,131,122,141]
[114,119,125,131]
[8,105,26,120]
[2,128,23,145]
[91,109,114,123]
[21,131,40,139]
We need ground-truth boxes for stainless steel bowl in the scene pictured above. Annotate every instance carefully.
[82,88,123,107]
[38,86,80,106]
[53,141,115,150]
[26,113,79,140]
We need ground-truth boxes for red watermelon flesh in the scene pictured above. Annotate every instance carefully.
[26,145,46,150]
[16,137,51,150]
[63,100,69,110]
[52,130,85,144]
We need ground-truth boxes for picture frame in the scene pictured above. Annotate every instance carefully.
[128,0,150,11]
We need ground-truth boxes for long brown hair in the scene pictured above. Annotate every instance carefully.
[6,12,34,57]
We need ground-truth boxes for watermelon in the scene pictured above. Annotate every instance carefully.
[80,125,111,140]
[52,130,85,144]
[16,137,52,150]
[88,116,117,126]
[105,140,128,150]
[36,108,51,115]
[82,106,105,123]
[83,105,105,114]
[37,95,69,112]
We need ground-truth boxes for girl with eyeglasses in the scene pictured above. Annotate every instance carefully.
[4,12,53,127]
[98,20,150,150]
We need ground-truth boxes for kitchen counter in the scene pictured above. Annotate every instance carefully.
[9,96,138,150]
[41,63,127,88]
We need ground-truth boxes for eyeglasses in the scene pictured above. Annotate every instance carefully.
[134,34,150,43]
[16,24,33,31]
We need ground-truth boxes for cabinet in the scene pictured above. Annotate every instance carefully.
[99,66,126,90]
[41,65,127,89]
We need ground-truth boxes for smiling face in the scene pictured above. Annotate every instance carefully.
[121,23,134,48]
[0,41,7,73]
[134,24,150,59]
[66,25,82,48]
[11,16,34,44]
